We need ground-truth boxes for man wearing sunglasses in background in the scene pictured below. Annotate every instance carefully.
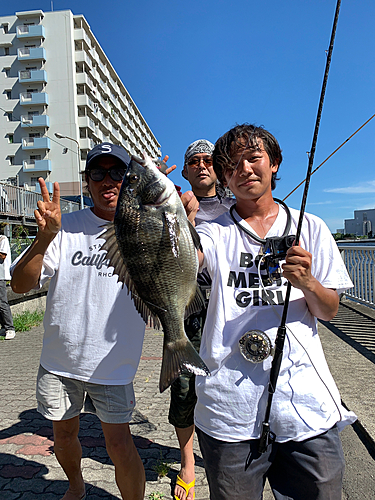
[11,143,147,500]
[171,140,234,500]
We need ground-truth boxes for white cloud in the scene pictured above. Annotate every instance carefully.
[307,200,334,206]
[324,180,375,194]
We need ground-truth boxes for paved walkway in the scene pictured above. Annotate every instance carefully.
[0,303,374,499]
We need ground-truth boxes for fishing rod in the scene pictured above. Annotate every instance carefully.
[283,113,375,201]
[258,0,342,454]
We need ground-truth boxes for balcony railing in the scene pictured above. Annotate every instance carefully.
[22,137,51,150]
[21,114,49,127]
[19,69,47,83]
[22,159,51,172]
[19,91,48,106]
[17,47,46,61]
[17,24,45,39]
[338,243,375,306]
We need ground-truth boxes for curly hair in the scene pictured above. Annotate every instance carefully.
[213,124,282,190]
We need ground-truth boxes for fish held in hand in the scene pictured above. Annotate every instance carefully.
[100,155,210,392]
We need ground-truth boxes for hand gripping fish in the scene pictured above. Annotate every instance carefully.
[100,155,210,392]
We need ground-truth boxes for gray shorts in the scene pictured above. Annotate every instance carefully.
[36,365,136,424]
[197,425,345,500]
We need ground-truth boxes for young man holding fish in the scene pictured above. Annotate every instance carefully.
[170,139,234,500]
[11,143,146,500]
[181,124,356,500]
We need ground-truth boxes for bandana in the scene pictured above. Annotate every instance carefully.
[184,139,214,166]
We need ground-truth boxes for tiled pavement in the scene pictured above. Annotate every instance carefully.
[1,303,374,499]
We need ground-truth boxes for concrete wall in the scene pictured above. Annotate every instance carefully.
[8,281,48,316]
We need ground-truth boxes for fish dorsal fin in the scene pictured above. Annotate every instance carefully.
[188,220,203,252]
[99,223,161,329]
[163,212,180,260]
[184,285,206,319]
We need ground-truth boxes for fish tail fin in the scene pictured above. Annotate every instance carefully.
[159,339,210,393]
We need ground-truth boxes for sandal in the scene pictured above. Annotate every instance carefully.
[174,475,195,500]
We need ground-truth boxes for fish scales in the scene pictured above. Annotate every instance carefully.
[100,155,210,391]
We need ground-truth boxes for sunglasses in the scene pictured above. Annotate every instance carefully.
[187,156,213,167]
[87,166,126,182]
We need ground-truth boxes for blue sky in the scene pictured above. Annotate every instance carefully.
[7,0,375,232]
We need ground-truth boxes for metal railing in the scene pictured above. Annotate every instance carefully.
[338,244,375,307]
[0,183,81,222]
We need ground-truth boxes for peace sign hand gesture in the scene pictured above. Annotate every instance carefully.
[34,178,61,239]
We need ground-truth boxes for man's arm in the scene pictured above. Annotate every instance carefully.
[11,179,61,294]
[181,190,204,268]
[282,244,339,321]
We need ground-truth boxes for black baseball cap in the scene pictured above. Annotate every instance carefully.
[85,142,130,171]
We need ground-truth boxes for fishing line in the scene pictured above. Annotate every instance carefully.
[258,0,342,454]
[256,256,343,421]
[283,113,375,201]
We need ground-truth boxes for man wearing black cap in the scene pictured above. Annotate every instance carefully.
[11,143,146,500]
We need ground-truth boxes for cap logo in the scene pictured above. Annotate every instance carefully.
[101,144,112,154]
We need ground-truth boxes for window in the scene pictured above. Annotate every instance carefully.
[2,24,9,34]
[29,132,41,138]
[8,134,14,144]
[7,156,14,165]
[30,176,39,186]
[4,47,10,56]
[30,154,42,162]
[5,112,12,121]
[4,68,10,77]
[5,90,11,99]
[80,150,88,160]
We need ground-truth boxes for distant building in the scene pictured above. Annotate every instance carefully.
[345,208,375,236]
[0,9,161,197]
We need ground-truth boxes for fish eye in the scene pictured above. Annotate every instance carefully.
[128,173,139,184]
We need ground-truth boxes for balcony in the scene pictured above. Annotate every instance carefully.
[73,28,91,48]
[76,94,95,111]
[75,72,94,90]
[0,33,13,47]
[75,50,92,70]
[79,137,95,151]
[22,137,50,150]
[17,24,45,39]
[19,69,47,84]
[21,114,49,128]
[17,47,46,62]
[23,159,51,172]
[19,91,48,106]
[78,115,96,132]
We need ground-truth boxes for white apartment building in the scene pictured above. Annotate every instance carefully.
[0,9,161,197]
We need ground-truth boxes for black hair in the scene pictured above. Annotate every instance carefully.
[213,123,282,190]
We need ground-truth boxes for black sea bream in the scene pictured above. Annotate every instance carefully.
[100,155,210,392]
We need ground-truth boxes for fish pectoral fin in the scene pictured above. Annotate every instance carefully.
[98,222,128,287]
[188,220,203,252]
[131,294,161,329]
[184,286,206,319]
[163,212,181,260]
[98,223,162,329]
[159,339,210,393]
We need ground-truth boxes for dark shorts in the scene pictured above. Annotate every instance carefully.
[168,312,204,429]
[197,426,345,500]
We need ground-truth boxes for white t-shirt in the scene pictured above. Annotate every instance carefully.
[36,208,145,384]
[0,235,12,280]
[195,205,356,443]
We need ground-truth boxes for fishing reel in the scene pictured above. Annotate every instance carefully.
[261,234,296,284]
[239,330,275,363]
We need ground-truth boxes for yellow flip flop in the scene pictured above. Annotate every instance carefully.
[174,474,195,500]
